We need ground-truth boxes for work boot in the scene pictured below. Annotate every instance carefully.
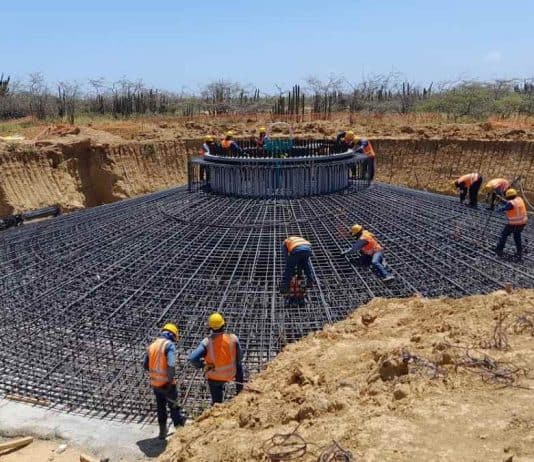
[494,248,504,257]
[158,423,167,440]
[383,274,395,282]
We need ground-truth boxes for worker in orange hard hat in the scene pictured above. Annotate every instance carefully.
[188,313,244,405]
[143,323,187,439]
[495,188,528,260]
[453,173,483,207]
[220,130,243,157]
[483,178,510,210]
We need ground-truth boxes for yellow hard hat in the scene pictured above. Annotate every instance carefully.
[505,188,518,199]
[162,323,179,338]
[259,127,267,133]
[346,130,355,139]
[225,130,234,138]
[208,312,225,330]
[351,224,363,236]
[483,183,492,193]
[205,135,214,142]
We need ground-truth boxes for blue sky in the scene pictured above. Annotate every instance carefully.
[2,0,533,93]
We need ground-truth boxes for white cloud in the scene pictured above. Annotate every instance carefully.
[483,51,502,64]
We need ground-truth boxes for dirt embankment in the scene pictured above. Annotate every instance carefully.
[0,138,191,215]
[161,290,534,462]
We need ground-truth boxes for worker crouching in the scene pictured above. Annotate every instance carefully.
[495,188,528,259]
[188,313,244,405]
[144,323,187,440]
[342,224,394,281]
[280,236,316,294]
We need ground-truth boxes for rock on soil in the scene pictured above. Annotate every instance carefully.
[161,290,534,462]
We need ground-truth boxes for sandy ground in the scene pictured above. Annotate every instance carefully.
[161,289,534,462]
[0,437,83,462]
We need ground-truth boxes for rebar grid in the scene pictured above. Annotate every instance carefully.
[0,183,533,421]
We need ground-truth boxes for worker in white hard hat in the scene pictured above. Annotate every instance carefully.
[188,313,244,404]
[143,323,187,439]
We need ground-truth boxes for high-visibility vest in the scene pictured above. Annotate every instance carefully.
[221,139,232,150]
[361,230,383,256]
[204,333,238,382]
[284,236,311,254]
[457,173,480,187]
[486,178,510,193]
[361,140,375,158]
[147,338,174,387]
[506,197,528,226]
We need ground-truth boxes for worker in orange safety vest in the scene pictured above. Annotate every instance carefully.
[143,323,187,439]
[483,178,510,210]
[281,236,316,293]
[453,173,483,207]
[188,313,244,405]
[220,131,243,157]
[495,188,528,259]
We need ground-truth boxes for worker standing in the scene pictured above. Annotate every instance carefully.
[483,178,510,210]
[336,130,356,150]
[453,173,483,207]
[221,131,243,157]
[143,323,187,440]
[354,137,376,181]
[280,236,316,293]
[495,188,528,259]
[188,313,244,405]
[342,224,394,281]
[200,135,216,156]
[256,127,269,147]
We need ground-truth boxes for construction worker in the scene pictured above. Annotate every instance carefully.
[280,236,315,293]
[220,131,242,157]
[256,127,269,148]
[483,178,510,210]
[143,323,187,440]
[285,270,307,308]
[453,173,483,207]
[199,135,216,156]
[354,137,376,181]
[336,130,357,150]
[495,188,528,259]
[342,224,394,281]
[188,313,244,405]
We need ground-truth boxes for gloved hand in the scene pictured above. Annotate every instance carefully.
[341,248,351,256]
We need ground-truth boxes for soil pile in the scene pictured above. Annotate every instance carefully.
[162,290,534,462]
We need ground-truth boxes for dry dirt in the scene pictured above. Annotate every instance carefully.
[161,290,534,462]
[0,437,85,462]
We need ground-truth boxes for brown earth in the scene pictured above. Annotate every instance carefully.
[161,289,534,462]
[1,115,534,215]
[0,437,84,462]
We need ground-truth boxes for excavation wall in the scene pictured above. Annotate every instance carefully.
[0,138,533,214]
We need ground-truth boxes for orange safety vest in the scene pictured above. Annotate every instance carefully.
[284,236,311,254]
[486,178,510,193]
[204,333,238,382]
[221,139,232,150]
[362,140,375,158]
[457,173,480,187]
[360,230,383,256]
[505,197,528,226]
[147,338,175,387]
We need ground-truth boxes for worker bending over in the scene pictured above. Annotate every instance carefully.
[280,236,316,293]
[453,173,483,207]
[188,313,244,405]
[336,130,357,150]
[342,224,394,281]
[495,188,528,259]
[144,323,187,440]
[483,178,510,210]
[221,131,242,156]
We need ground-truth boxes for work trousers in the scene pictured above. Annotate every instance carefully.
[460,177,483,206]
[153,384,186,427]
[282,249,315,288]
[360,252,391,279]
[496,224,526,255]
[207,380,226,405]
[366,157,376,181]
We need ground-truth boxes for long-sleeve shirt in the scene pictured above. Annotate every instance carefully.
[345,238,367,255]
[354,138,371,154]
[496,201,514,213]
[188,332,244,384]
[143,331,176,371]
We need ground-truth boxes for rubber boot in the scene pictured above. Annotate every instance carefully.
[158,423,167,440]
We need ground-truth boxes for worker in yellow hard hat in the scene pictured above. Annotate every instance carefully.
[256,126,269,148]
[220,130,243,157]
[336,130,356,150]
[494,188,528,259]
[143,323,187,439]
[342,224,394,281]
[199,135,216,156]
[188,313,244,404]
[483,178,510,210]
